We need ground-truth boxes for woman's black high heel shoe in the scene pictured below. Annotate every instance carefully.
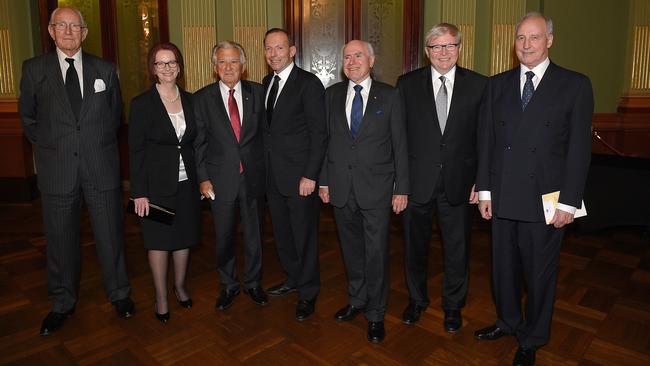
[155,303,170,323]
[174,288,193,309]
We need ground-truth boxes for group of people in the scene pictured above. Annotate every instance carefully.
[20,6,592,366]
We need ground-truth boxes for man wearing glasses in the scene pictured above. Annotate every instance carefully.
[19,6,134,336]
[397,23,487,333]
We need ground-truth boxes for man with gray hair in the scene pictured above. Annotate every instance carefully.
[319,40,408,343]
[20,6,134,336]
[397,22,487,333]
[194,41,268,310]
[476,12,593,366]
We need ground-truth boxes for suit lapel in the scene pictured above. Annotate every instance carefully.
[78,53,96,122]
[46,53,75,123]
[178,90,193,143]
[150,85,180,142]
[271,66,298,125]
[424,67,444,137]
[333,83,352,140]
[523,62,558,114]
[210,83,239,143]
[240,81,256,145]
[445,67,466,136]
[356,81,381,138]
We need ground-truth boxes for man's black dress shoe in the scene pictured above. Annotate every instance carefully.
[401,303,426,325]
[267,283,296,297]
[512,346,536,366]
[367,321,385,343]
[474,324,507,340]
[295,299,315,321]
[334,304,364,322]
[40,309,74,336]
[443,309,462,333]
[216,289,240,310]
[113,298,135,318]
[247,286,269,306]
[174,288,193,309]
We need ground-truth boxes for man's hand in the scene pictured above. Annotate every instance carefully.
[319,187,330,203]
[133,197,149,217]
[478,200,492,220]
[299,177,316,197]
[468,184,478,204]
[199,180,215,200]
[549,209,574,228]
[392,194,408,214]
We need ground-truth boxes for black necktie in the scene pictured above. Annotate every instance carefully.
[266,75,280,124]
[521,71,535,110]
[65,58,82,120]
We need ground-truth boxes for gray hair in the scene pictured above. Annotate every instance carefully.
[341,40,375,58]
[516,12,553,35]
[425,23,462,46]
[211,41,247,65]
[50,6,87,27]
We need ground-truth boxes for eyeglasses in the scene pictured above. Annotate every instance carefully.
[154,60,179,69]
[50,22,86,33]
[426,43,459,52]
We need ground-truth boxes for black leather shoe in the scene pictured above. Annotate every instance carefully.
[295,299,315,321]
[113,298,135,318]
[247,286,269,306]
[267,283,296,297]
[367,321,385,343]
[154,303,170,324]
[39,309,74,336]
[401,303,426,325]
[512,346,536,366]
[174,288,193,309]
[216,289,240,310]
[474,324,507,341]
[334,304,364,322]
[443,309,462,333]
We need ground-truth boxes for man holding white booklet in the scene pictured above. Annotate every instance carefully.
[475,12,593,366]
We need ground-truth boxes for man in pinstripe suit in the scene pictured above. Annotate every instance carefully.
[19,6,134,336]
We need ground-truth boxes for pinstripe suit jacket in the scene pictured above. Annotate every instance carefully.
[19,51,123,195]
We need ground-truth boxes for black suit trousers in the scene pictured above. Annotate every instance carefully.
[333,189,391,322]
[492,216,565,348]
[267,164,320,301]
[403,179,472,310]
[42,164,131,313]
[210,173,264,291]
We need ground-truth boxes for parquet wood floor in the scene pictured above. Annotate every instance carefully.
[0,198,648,365]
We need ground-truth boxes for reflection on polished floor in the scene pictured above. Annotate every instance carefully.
[0,197,648,365]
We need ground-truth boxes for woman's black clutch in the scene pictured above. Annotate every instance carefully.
[127,198,175,225]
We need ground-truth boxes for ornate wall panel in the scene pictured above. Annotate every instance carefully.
[301,0,345,87]
[116,0,160,115]
[233,0,268,83]
[630,0,650,90]
[0,0,14,95]
[181,0,217,92]
[361,0,404,85]
[489,0,524,75]
[441,0,475,70]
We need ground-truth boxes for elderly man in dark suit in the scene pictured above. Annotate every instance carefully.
[262,28,327,321]
[319,40,409,343]
[19,6,134,336]
[475,13,593,366]
[397,23,487,333]
[194,41,268,310]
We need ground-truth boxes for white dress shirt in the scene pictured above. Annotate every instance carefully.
[56,48,84,97]
[478,57,576,215]
[431,65,456,115]
[265,62,294,108]
[219,80,243,126]
[345,76,372,128]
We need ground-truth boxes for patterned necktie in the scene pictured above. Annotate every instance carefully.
[266,75,280,124]
[350,84,363,139]
[65,58,82,120]
[435,75,448,133]
[228,89,243,173]
[521,71,535,110]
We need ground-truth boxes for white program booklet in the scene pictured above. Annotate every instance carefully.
[541,191,587,225]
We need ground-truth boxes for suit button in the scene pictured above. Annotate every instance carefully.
[177,145,181,149]
[529,174,535,178]
[73,152,78,157]
[438,163,443,168]
[441,143,446,147]
[500,121,505,126]
[531,147,536,152]
[351,145,356,150]
[76,126,80,131]
[545,121,551,126]
[348,165,352,170]
[505,146,511,150]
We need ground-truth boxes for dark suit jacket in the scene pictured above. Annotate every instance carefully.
[476,62,593,222]
[194,80,266,201]
[319,79,409,209]
[128,85,197,200]
[19,51,123,194]
[397,66,487,205]
[262,65,327,196]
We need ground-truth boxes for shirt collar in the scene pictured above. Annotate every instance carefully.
[274,61,294,80]
[348,75,372,92]
[219,80,241,95]
[56,47,82,65]
[520,57,550,80]
[431,65,456,84]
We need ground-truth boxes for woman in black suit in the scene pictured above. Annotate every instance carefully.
[129,43,200,323]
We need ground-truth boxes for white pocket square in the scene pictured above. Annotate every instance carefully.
[94,79,106,93]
